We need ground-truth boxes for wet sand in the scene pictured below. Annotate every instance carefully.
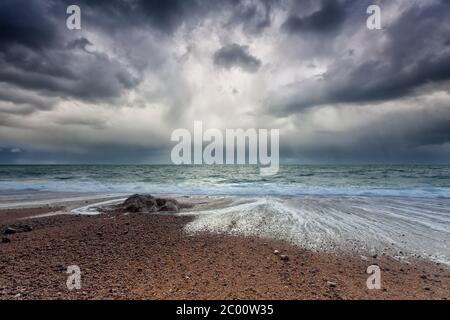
[0,203,449,300]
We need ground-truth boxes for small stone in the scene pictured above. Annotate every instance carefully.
[280,255,289,262]
[420,275,427,280]
[327,281,337,288]
[56,264,65,272]
[4,227,17,235]
[1,237,10,244]
[273,250,280,255]
[372,254,378,259]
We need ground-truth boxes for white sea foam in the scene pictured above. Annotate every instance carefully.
[182,196,450,265]
[71,198,127,215]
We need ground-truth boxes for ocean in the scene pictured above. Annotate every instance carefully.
[0,164,449,198]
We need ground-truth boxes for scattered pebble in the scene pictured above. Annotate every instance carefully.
[4,227,17,235]
[327,281,337,288]
[309,268,319,274]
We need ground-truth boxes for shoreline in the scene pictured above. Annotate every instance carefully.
[0,197,449,300]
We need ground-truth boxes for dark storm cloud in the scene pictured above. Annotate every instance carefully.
[0,47,140,102]
[214,44,262,73]
[67,37,93,52]
[0,0,261,108]
[5,0,447,115]
[1,0,450,164]
[61,0,276,35]
[306,105,450,164]
[282,0,348,34]
[55,117,106,129]
[0,85,56,113]
[0,0,58,50]
[0,0,141,107]
[59,0,220,33]
[274,0,450,114]
[226,0,276,34]
[137,0,205,32]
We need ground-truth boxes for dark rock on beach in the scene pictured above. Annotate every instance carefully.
[3,225,33,235]
[327,281,337,288]
[122,194,160,213]
[280,255,289,262]
[21,225,33,232]
[4,227,17,235]
[109,194,193,214]
[156,198,179,212]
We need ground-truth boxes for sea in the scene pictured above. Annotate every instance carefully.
[0,164,449,197]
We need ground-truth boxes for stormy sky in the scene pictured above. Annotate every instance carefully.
[0,0,450,164]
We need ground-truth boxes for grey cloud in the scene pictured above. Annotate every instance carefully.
[55,117,107,130]
[58,0,276,36]
[0,0,58,50]
[284,102,450,164]
[1,0,450,164]
[0,85,57,114]
[60,0,219,34]
[214,44,262,73]
[226,0,276,34]
[0,36,141,103]
[282,0,348,34]
[0,50,140,102]
[137,0,206,33]
[273,1,450,114]
[67,37,93,52]
[0,113,25,128]
[0,0,142,108]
